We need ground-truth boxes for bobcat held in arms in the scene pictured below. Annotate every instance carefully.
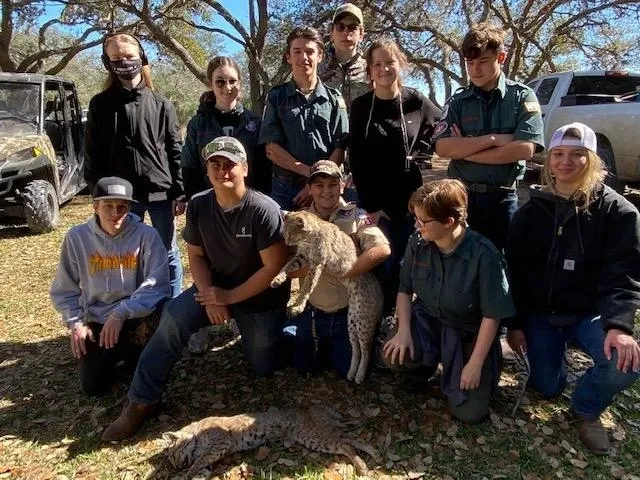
[270,210,383,384]
[160,407,381,477]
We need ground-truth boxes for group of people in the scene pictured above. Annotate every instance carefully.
[48,2,639,457]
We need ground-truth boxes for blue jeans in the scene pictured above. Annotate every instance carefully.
[128,285,287,404]
[130,200,183,297]
[525,313,639,420]
[270,175,303,211]
[467,190,518,252]
[291,307,352,378]
[376,215,414,315]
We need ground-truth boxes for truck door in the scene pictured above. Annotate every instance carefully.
[534,77,560,120]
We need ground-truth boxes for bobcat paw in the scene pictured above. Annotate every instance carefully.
[270,272,287,288]
[354,371,366,384]
[287,304,305,318]
[347,367,357,382]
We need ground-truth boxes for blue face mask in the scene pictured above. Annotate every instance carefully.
[109,59,143,80]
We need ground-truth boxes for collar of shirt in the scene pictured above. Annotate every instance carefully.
[308,197,353,222]
[286,78,330,100]
[421,227,474,261]
[464,72,507,100]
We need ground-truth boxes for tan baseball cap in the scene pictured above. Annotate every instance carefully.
[333,3,364,25]
[307,160,343,184]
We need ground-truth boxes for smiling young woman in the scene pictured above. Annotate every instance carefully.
[506,122,640,454]
[348,37,441,313]
[181,56,269,201]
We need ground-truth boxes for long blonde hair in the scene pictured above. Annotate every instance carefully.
[542,134,606,211]
[102,34,154,91]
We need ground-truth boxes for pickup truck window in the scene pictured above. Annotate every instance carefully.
[568,76,640,96]
[537,78,559,105]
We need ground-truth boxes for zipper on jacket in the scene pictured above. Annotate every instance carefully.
[546,221,564,305]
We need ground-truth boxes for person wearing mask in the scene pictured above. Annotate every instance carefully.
[182,56,270,199]
[506,123,640,454]
[84,33,185,298]
[433,23,544,252]
[50,176,170,396]
[349,37,441,313]
[259,26,349,211]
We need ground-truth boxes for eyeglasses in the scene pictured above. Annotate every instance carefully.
[214,78,238,88]
[334,22,360,33]
[414,217,439,228]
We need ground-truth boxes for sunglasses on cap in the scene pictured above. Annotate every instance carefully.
[334,22,360,33]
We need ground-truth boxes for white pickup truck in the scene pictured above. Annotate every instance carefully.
[527,70,640,187]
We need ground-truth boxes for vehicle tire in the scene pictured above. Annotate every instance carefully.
[23,179,60,233]
[598,142,625,193]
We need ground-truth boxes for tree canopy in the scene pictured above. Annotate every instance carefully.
[2,0,639,113]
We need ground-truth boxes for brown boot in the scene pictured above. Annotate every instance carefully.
[101,400,161,442]
[578,418,611,455]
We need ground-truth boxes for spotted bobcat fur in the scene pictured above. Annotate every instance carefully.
[160,406,380,477]
[270,210,384,384]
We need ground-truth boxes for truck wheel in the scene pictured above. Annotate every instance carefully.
[598,143,624,193]
[23,179,60,233]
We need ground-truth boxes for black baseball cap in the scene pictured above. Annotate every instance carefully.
[92,176,136,202]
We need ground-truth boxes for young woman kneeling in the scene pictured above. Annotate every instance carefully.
[506,122,640,454]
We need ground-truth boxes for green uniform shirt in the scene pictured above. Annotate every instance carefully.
[318,45,370,110]
[399,229,515,332]
[259,79,349,182]
[432,73,544,185]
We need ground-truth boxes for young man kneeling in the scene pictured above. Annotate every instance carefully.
[288,160,390,378]
[50,176,171,396]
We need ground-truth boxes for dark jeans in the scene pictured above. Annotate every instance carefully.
[270,175,303,211]
[376,214,414,315]
[128,285,286,404]
[130,200,183,297]
[291,307,352,378]
[78,310,162,396]
[466,190,518,252]
[525,312,639,420]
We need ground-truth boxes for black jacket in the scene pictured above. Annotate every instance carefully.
[84,82,184,203]
[349,87,441,221]
[506,184,640,334]
[181,96,270,199]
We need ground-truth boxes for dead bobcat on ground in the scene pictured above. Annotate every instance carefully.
[160,406,381,477]
[270,210,384,384]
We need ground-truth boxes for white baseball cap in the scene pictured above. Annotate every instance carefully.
[548,122,598,153]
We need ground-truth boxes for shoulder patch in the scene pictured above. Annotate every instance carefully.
[246,120,257,132]
[356,211,373,225]
[524,101,541,113]
[433,121,449,138]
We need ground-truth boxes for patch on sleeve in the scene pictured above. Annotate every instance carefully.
[433,121,449,138]
[338,97,347,110]
[356,211,373,225]
[524,101,541,113]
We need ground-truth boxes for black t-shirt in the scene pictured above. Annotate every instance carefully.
[212,106,243,137]
[184,188,289,314]
[350,87,441,221]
